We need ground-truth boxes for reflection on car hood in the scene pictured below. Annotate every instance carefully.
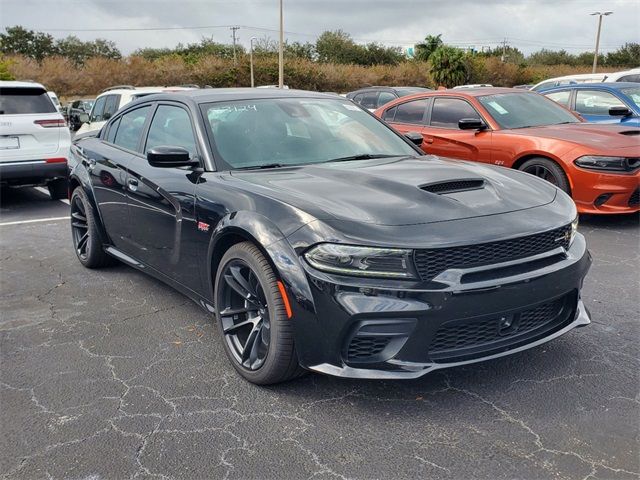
[230,156,558,226]
[507,123,640,150]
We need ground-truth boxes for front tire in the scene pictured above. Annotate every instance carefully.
[519,157,570,194]
[214,242,303,385]
[70,187,115,268]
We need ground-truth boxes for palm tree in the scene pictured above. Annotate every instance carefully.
[429,46,468,88]
[415,34,443,62]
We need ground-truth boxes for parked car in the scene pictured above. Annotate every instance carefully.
[541,82,640,127]
[530,73,608,92]
[0,81,70,199]
[66,98,95,131]
[47,91,64,115]
[453,84,493,89]
[375,88,640,215]
[69,88,591,384]
[603,67,640,83]
[346,86,432,111]
[76,85,196,135]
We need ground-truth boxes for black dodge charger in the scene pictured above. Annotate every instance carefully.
[68,88,591,384]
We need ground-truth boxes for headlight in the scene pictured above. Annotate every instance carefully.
[574,156,640,173]
[570,215,579,246]
[304,244,417,279]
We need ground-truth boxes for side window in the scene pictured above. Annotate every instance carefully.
[377,91,396,108]
[360,92,379,109]
[113,106,151,152]
[575,90,625,116]
[105,117,121,144]
[382,106,397,122]
[393,99,428,125]
[102,94,121,121]
[618,74,640,83]
[90,96,106,122]
[145,105,197,157]
[352,93,365,105]
[545,90,571,107]
[430,98,481,129]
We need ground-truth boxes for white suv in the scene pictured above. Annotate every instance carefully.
[0,81,71,199]
[76,85,196,136]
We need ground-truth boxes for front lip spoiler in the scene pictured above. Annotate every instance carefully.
[307,299,591,380]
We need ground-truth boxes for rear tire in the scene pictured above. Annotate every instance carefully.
[48,178,68,200]
[70,187,115,268]
[518,157,570,194]
[214,242,304,385]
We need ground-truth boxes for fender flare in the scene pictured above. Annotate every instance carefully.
[68,167,111,246]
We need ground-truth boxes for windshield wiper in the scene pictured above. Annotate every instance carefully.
[326,154,400,163]
[235,163,287,170]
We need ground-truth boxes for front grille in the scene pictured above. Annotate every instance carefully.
[428,296,568,362]
[629,188,639,207]
[414,224,571,281]
[421,179,484,194]
[347,336,392,360]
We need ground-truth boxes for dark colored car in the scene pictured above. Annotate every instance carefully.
[68,89,591,385]
[346,86,432,111]
[541,82,640,128]
[67,99,95,131]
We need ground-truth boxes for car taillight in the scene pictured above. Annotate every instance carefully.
[45,158,67,164]
[34,119,66,128]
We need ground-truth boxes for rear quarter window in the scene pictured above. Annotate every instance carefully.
[0,87,57,114]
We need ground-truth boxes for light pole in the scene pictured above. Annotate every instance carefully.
[590,11,613,73]
[250,36,257,88]
[278,0,284,88]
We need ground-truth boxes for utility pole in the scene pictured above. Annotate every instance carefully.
[278,0,284,88]
[590,11,613,73]
[230,26,240,66]
[501,38,508,62]
[250,37,257,88]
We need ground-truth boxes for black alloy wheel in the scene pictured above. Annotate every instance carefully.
[69,187,115,268]
[519,157,570,194]
[219,259,271,370]
[214,242,304,384]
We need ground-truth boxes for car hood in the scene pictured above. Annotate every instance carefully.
[507,123,640,150]
[229,156,557,226]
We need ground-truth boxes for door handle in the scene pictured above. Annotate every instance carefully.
[127,178,139,192]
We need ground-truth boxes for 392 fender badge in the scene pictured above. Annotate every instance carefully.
[197,221,210,232]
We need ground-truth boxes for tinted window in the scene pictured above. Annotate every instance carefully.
[382,106,397,121]
[360,92,378,109]
[0,87,56,114]
[431,98,480,128]
[106,117,121,143]
[394,99,428,124]
[545,90,571,107]
[377,91,396,108]
[102,94,120,121]
[532,81,556,92]
[575,90,625,115]
[113,106,150,151]
[352,93,364,104]
[618,74,640,83]
[145,105,197,156]
[90,96,106,122]
[203,98,417,170]
[478,93,579,129]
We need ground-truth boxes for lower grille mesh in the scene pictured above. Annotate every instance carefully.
[629,189,639,207]
[347,336,391,360]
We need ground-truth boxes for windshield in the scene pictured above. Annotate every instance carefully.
[621,87,640,110]
[202,97,418,170]
[478,92,580,129]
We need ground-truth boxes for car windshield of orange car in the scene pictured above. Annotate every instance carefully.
[202,97,418,170]
[478,92,580,129]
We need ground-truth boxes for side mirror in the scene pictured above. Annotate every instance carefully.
[458,118,487,130]
[79,113,90,124]
[404,131,423,146]
[147,146,197,168]
[609,106,632,117]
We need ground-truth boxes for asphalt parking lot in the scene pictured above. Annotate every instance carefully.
[1,187,638,480]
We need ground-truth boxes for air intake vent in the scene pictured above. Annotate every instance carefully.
[619,130,640,136]
[421,179,484,194]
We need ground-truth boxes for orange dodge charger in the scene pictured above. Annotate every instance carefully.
[374,88,639,214]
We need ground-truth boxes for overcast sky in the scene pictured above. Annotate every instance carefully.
[1,0,638,56]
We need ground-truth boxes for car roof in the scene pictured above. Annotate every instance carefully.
[423,87,520,97]
[541,82,640,92]
[0,80,47,90]
[138,88,341,104]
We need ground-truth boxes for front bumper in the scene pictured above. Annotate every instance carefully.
[0,160,68,185]
[569,166,640,214]
[290,234,592,379]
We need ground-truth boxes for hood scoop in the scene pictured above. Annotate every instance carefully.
[619,130,640,136]
[421,179,485,195]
